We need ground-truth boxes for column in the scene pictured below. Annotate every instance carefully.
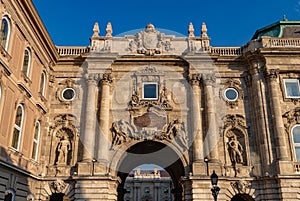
[250,68,271,172]
[97,73,113,163]
[82,74,99,161]
[189,73,203,161]
[265,69,289,161]
[203,73,219,162]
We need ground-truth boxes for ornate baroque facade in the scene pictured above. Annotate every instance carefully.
[2,0,300,201]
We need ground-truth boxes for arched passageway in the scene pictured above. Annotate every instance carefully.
[115,141,187,201]
[231,194,255,201]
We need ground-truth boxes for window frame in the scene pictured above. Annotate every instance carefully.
[62,88,76,101]
[40,72,46,96]
[31,121,41,161]
[0,16,11,51]
[224,87,239,101]
[22,48,32,77]
[291,125,300,162]
[12,104,24,151]
[142,82,158,100]
[283,79,300,98]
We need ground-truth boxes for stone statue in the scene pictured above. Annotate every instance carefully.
[56,136,71,165]
[227,134,244,165]
[111,120,136,148]
[111,121,128,148]
[169,119,188,149]
[129,91,140,107]
[156,119,188,149]
[159,87,169,107]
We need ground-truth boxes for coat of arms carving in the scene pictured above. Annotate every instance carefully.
[128,23,173,56]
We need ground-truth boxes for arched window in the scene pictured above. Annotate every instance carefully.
[22,48,31,77]
[39,72,46,96]
[12,104,24,150]
[292,125,300,162]
[31,121,41,160]
[0,16,11,51]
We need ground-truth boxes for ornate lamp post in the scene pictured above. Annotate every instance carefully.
[210,170,220,201]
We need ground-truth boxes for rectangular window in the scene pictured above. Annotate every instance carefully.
[284,79,300,98]
[142,82,158,100]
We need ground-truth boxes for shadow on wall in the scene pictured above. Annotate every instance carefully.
[0,146,34,201]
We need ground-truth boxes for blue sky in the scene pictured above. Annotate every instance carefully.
[32,0,300,47]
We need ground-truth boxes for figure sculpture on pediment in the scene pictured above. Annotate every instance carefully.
[227,134,244,165]
[111,120,136,149]
[169,119,188,149]
[129,91,140,107]
[156,119,188,149]
[159,87,170,108]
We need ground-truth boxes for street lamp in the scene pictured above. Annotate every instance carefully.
[204,157,209,176]
[92,158,97,176]
[210,170,220,201]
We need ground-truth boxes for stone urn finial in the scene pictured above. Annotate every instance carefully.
[188,22,195,37]
[106,22,113,37]
[92,22,100,37]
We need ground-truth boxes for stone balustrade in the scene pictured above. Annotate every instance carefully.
[56,38,300,57]
[210,47,242,56]
[266,38,300,47]
[56,46,90,56]
[294,162,300,173]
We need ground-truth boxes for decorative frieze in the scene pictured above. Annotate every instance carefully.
[110,118,188,150]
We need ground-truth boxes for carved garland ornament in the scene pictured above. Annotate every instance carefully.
[282,107,300,133]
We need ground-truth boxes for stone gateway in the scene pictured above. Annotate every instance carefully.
[1,1,300,200]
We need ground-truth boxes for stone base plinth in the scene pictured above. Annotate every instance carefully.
[192,162,207,175]
[276,160,294,175]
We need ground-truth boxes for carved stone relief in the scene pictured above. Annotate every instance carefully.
[49,179,68,194]
[55,78,80,107]
[128,24,174,56]
[110,118,188,150]
[220,78,244,108]
[230,180,251,194]
[283,107,300,132]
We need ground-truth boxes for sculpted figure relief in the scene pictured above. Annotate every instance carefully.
[227,134,244,165]
[157,119,188,149]
[111,120,136,149]
[56,136,71,165]
[110,118,188,150]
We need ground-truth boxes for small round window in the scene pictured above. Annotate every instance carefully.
[62,88,76,101]
[224,88,238,101]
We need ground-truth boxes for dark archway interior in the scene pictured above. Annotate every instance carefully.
[50,193,64,201]
[231,194,255,201]
[117,141,185,201]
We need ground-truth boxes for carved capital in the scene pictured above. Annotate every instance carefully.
[202,73,216,86]
[100,73,113,85]
[85,74,99,85]
[265,69,279,81]
[188,73,201,86]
